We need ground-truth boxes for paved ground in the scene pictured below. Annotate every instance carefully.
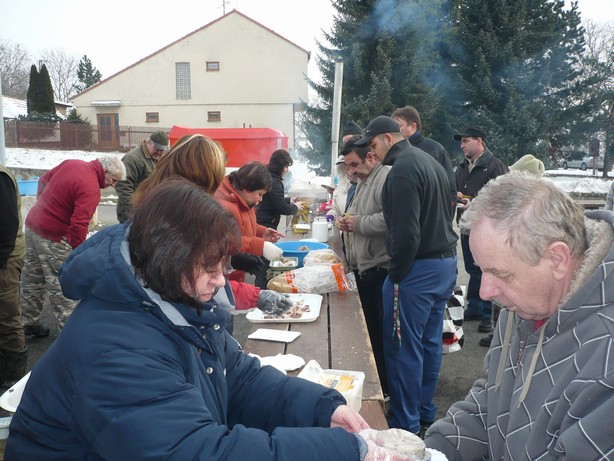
[3,199,488,422]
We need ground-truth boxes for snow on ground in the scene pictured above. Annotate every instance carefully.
[3,147,613,195]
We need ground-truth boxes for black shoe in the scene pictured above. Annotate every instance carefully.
[417,420,433,440]
[0,346,28,387]
[478,319,492,333]
[23,323,50,338]
[479,334,493,347]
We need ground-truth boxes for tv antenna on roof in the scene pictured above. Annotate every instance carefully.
[222,0,232,14]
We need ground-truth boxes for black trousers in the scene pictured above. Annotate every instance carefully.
[354,266,389,396]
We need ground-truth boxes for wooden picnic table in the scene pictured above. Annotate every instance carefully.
[243,223,388,429]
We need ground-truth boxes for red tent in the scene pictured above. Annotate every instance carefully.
[169,125,288,167]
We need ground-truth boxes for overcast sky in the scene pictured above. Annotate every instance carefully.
[1,0,612,87]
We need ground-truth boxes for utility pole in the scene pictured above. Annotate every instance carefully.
[330,60,343,186]
[0,71,6,166]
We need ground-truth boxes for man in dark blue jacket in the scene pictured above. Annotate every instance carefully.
[356,116,458,437]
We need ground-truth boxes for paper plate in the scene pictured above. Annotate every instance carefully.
[0,371,31,413]
[247,329,301,343]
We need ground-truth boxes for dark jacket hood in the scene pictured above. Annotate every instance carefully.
[60,223,148,306]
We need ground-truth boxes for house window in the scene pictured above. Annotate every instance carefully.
[175,62,191,99]
[206,61,220,72]
[145,112,159,123]
[207,111,221,122]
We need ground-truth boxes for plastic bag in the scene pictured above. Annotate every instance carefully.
[303,248,344,266]
[266,263,356,294]
[443,285,465,354]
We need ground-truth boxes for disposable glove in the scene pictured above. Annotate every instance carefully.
[256,290,294,316]
[230,253,265,275]
[263,241,283,261]
[364,440,416,461]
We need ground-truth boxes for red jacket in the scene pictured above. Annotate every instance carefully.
[214,176,266,282]
[26,159,105,248]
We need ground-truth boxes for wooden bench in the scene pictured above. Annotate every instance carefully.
[244,225,388,429]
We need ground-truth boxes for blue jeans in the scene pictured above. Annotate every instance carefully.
[382,255,457,433]
[460,234,491,320]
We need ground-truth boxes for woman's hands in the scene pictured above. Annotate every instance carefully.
[330,405,369,433]
[263,227,284,243]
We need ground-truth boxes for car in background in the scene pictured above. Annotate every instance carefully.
[559,151,604,170]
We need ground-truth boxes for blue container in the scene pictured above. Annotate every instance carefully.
[17,179,39,196]
[274,241,329,267]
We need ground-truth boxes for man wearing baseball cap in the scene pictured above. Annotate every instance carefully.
[356,115,458,436]
[116,130,169,223]
[454,126,508,335]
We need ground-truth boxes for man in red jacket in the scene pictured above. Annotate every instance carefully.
[21,156,125,338]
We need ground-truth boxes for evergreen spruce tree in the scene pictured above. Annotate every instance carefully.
[75,55,102,93]
[38,64,56,114]
[448,0,589,163]
[299,0,458,173]
[26,64,39,114]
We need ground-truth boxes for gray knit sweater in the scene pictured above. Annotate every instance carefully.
[426,210,614,460]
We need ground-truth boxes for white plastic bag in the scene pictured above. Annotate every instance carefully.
[443,286,465,354]
[266,263,356,293]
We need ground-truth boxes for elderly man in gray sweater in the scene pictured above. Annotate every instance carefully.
[425,172,614,460]
[336,138,391,397]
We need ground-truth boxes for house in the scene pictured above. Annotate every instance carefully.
[1,95,72,120]
[70,10,310,150]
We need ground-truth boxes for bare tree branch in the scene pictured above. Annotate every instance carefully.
[0,39,32,99]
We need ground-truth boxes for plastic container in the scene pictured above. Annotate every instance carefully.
[297,360,365,411]
[16,179,39,196]
[268,257,299,278]
[274,241,329,267]
[312,218,329,243]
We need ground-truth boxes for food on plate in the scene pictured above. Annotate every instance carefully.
[262,298,311,319]
[374,428,428,460]
[296,245,311,251]
[272,258,297,268]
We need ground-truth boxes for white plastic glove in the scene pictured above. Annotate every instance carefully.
[263,241,283,261]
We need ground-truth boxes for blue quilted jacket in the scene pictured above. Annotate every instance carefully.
[6,224,360,461]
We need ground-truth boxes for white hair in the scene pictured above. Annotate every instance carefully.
[98,156,126,180]
[460,172,588,265]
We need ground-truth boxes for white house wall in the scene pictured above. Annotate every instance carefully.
[72,11,309,148]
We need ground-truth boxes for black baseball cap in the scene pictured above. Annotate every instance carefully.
[355,116,401,146]
[453,126,487,142]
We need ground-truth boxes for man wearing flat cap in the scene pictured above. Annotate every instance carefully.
[341,121,363,143]
[454,126,508,335]
[116,130,169,223]
[356,115,458,436]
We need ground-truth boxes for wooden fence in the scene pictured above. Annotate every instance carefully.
[3,120,171,152]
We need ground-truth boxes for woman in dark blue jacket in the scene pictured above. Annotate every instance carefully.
[5,180,410,461]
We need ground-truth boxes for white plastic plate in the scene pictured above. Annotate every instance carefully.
[246,293,323,323]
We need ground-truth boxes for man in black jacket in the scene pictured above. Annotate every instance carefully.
[392,106,456,213]
[454,127,508,334]
[356,116,458,436]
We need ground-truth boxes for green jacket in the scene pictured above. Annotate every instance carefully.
[115,140,156,223]
[0,164,25,264]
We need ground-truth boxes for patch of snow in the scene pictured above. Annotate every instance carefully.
[3,147,613,195]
